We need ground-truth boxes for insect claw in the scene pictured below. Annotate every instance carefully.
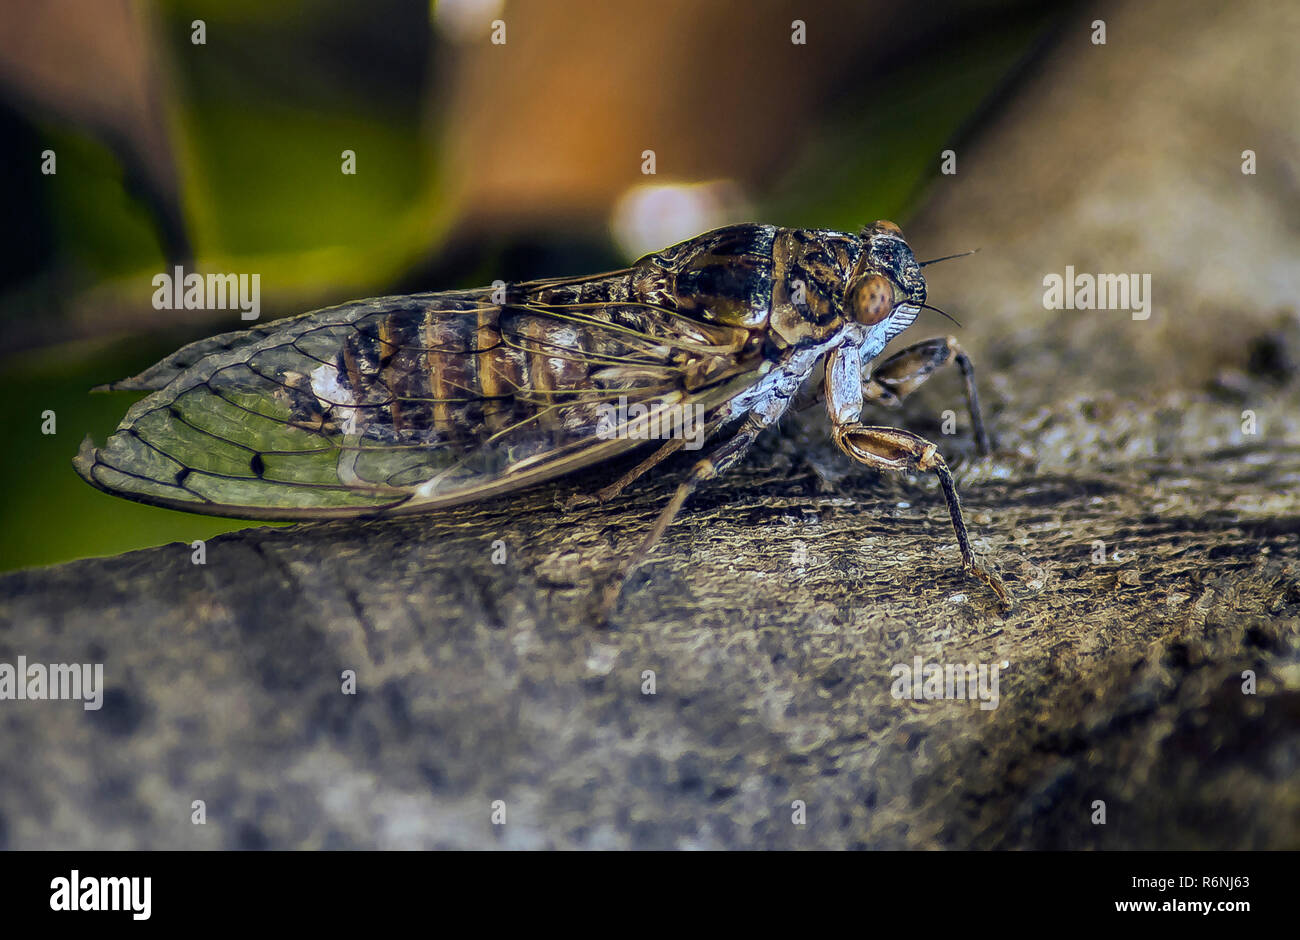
[968,560,1011,611]
[590,569,627,627]
[563,491,599,511]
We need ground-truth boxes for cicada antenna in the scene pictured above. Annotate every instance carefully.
[918,303,963,328]
[918,248,979,267]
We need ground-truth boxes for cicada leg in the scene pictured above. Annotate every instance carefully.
[564,437,687,509]
[865,336,991,455]
[597,416,763,621]
[831,422,1009,608]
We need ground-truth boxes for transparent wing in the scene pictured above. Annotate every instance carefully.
[75,285,764,519]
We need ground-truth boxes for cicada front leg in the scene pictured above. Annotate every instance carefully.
[864,336,991,455]
[831,423,1010,608]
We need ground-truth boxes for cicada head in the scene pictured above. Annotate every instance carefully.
[845,220,926,345]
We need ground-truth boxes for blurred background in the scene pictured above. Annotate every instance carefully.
[0,0,1065,572]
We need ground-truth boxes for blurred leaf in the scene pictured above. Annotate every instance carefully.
[41,124,169,279]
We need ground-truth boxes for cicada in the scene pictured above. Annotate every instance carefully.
[76,221,1008,609]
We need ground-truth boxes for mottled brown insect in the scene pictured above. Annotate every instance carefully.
[76,221,1008,610]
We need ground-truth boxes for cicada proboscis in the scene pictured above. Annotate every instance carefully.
[75,221,1009,613]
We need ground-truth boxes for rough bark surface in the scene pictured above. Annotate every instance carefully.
[1,0,1298,849]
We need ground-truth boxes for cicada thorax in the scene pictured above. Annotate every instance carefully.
[628,223,777,330]
[767,229,862,349]
[631,224,869,348]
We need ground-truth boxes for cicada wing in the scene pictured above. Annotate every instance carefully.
[76,287,765,519]
[92,307,326,393]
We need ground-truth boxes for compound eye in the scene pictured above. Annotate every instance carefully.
[870,219,903,237]
[850,275,895,325]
